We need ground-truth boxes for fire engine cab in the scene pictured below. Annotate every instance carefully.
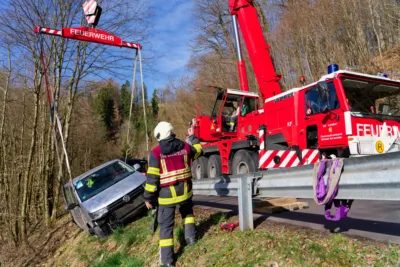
[263,67,400,158]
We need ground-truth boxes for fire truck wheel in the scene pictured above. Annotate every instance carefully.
[232,149,258,175]
[207,155,222,178]
[191,156,208,179]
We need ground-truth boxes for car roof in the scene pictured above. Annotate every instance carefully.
[66,159,122,186]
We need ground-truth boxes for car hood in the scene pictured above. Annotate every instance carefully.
[80,172,146,214]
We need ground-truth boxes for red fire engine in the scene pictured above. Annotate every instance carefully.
[189,0,400,179]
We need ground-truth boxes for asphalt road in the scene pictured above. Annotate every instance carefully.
[193,195,400,244]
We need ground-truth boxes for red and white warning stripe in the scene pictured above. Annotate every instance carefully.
[37,27,62,36]
[259,149,319,169]
[258,126,320,169]
[122,41,141,49]
[83,0,98,24]
[259,126,266,150]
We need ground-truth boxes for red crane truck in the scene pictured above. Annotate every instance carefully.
[189,0,400,179]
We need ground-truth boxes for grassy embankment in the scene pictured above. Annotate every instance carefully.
[47,207,399,267]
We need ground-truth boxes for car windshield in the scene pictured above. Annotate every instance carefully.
[342,77,400,118]
[74,161,134,202]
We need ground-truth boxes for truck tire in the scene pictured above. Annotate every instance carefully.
[191,156,208,179]
[207,154,222,178]
[231,149,258,175]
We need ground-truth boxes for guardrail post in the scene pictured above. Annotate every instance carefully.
[238,176,253,230]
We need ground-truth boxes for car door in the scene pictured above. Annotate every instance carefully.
[63,185,89,232]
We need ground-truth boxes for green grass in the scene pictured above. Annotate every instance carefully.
[92,252,144,267]
[52,208,400,267]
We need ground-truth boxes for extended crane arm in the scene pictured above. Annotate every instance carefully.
[229,0,282,100]
[34,26,141,50]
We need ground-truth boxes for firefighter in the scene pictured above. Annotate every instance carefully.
[143,121,202,267]
[229,98,241,132]
[347,98,353,111]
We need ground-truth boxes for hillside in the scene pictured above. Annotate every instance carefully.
[2,207,398,266]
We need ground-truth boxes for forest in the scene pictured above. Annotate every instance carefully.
[0,0,400,259]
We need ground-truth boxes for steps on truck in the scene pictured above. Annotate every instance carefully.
[252,198,309,214]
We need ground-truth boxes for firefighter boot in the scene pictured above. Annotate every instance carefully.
[185,236,196,246]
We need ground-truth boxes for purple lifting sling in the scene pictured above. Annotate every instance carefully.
[314,159,353,221]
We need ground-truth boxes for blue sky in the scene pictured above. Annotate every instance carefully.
[0,0,196,97]
[142,0,196,94]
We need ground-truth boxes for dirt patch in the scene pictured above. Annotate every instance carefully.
[0,214,80,267]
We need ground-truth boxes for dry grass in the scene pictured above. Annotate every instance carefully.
[35,208,400,267]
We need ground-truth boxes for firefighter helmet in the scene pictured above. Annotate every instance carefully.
[154,121,174,141]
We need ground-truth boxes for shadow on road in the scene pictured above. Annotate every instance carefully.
[194,200,400,237]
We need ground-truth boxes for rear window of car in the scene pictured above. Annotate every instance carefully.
[125,159,148,172]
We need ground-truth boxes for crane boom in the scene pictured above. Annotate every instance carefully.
[229,0,282,100]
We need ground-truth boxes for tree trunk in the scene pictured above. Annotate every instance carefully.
[51,43,84,220]
[20,79,41,241]
[368,0,382,57]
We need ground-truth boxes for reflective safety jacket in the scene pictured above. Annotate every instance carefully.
[143,135,202,207]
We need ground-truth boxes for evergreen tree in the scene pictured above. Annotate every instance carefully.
[137,81,148,104]
[151,89,159,118]
[119,80,132,120]
[143,82,148,103]
[94,82,117,139]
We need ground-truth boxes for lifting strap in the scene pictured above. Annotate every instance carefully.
[124,51,138,162]
[37,32,72,182]
[124,48,149,162]
[138,48,149,159]
[312,158,353,221]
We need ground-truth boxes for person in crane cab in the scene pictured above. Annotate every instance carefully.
[347,98,353,111]
[228,98,242,132]
[143,121,202,267]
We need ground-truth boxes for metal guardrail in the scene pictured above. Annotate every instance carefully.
[192,151,400,230]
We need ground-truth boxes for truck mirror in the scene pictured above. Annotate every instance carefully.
[66,203,78,211]
[317,81,329,102]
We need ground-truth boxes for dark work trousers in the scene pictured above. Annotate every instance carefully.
[158,201,196,264]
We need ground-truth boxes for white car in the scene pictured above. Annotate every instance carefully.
[62,159,147,237]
